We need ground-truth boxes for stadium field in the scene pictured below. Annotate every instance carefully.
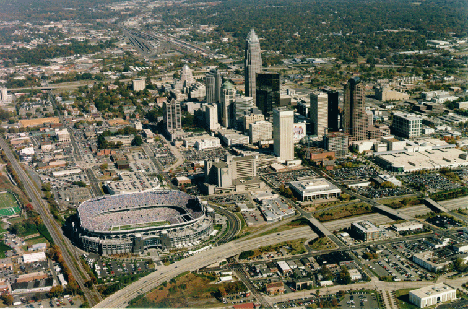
[0,192,20,217]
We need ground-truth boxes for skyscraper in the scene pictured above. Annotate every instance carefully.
[203,103,220,131]
[343,77,367,141]
[244,29,262,102]
[180,64,195,87]
[205,68,222,103]
[256,72,280,117]
[220,81,236,128]
[164,99,182,133]
[327,90,340,132]
[310,91,328,137]
[273,107,294,161]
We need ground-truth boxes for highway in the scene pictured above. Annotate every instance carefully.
[95,227,317,308]
[0,137,102,306]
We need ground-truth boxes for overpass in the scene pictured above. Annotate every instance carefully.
[305,215,333,237]
[423,198,449,213]
[373,204,413,221]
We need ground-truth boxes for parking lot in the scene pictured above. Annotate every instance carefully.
[354,186,413,198]
[426,215,463,229]
[340,292,379,309]
[261,169,318,188]
[329,166,379,181]
[400,173,462,193]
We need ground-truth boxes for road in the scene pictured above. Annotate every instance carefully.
[230,264,272,308]
[0,137,102,306]
[211,205,241,245]
[94,227,317,308]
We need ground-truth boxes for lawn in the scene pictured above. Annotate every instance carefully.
[22,236,48,251]
[0,192,20,217]
[0,241,12,258]
[314,203,374,222]
[308,236,337,250]
[395,289,420,309]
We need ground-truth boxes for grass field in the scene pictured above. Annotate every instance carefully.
[0,241,12,258]
[0,192,20,217]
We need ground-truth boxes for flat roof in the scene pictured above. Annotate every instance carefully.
[289,177,341,194]
[410,283,455,298]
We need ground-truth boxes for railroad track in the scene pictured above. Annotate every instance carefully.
[0,137,102,306]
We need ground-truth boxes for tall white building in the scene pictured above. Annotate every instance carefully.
[132,79,146,91]
[310,91,328,137]
[220,81,236,128]
[180,64,195,87]
[0,87,8,102]
[273,108,294,161]
[391,112,422,138]
[244,29,262,103]
[205,68,222,103]
[203,103,220,131]
[249,120,273,144]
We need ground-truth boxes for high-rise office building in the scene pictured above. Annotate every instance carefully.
[391,112,422,138]
[220,81,236,128]
[164,99,182,133]
[327,90,340,132]
[241,107,264,132]
[245,29,262,103]
[203,103,220,131]
[249,120,273,144]
[323,132,349,158]
[180,64,195,87]
[233,96,255,130]
[310,91,328,137]
[273,108,294,161]
[343,77,367,141]
[256,72,280,117]
[205,68,222,103]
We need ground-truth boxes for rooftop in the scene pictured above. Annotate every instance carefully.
[410,283,455,298]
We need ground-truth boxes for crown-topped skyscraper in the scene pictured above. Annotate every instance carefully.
[244,29,262,103]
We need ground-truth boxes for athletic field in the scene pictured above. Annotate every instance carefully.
[0,192,20,217]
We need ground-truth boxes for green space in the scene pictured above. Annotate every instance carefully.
[0,241,12,258]
[314,203,374,222]
[257,217,309,237]
[308,237,337,251]
[129,272,246,308]
[394,289,420,309]
[22,236,48,251]
[8,220,53,244]
[430,187,468,202]
[238,238,307,260]
[380,197,421,209]
[0,192,20,217]
[111,221,170,231]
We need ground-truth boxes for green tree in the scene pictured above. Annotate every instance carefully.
[131,135,143,146]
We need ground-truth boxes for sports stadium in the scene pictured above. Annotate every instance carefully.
[72,190,214,255]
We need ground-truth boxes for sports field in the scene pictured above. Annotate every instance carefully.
[0,192,20,217]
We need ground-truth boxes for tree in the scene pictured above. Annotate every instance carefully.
[131,135,143,146]
[339,266,351,284]
[49,285,64,297]
[1,294,13,306]
[100,163,108,171]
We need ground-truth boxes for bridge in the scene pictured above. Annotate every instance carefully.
[373,204,413,221]
[423,198,448,213]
